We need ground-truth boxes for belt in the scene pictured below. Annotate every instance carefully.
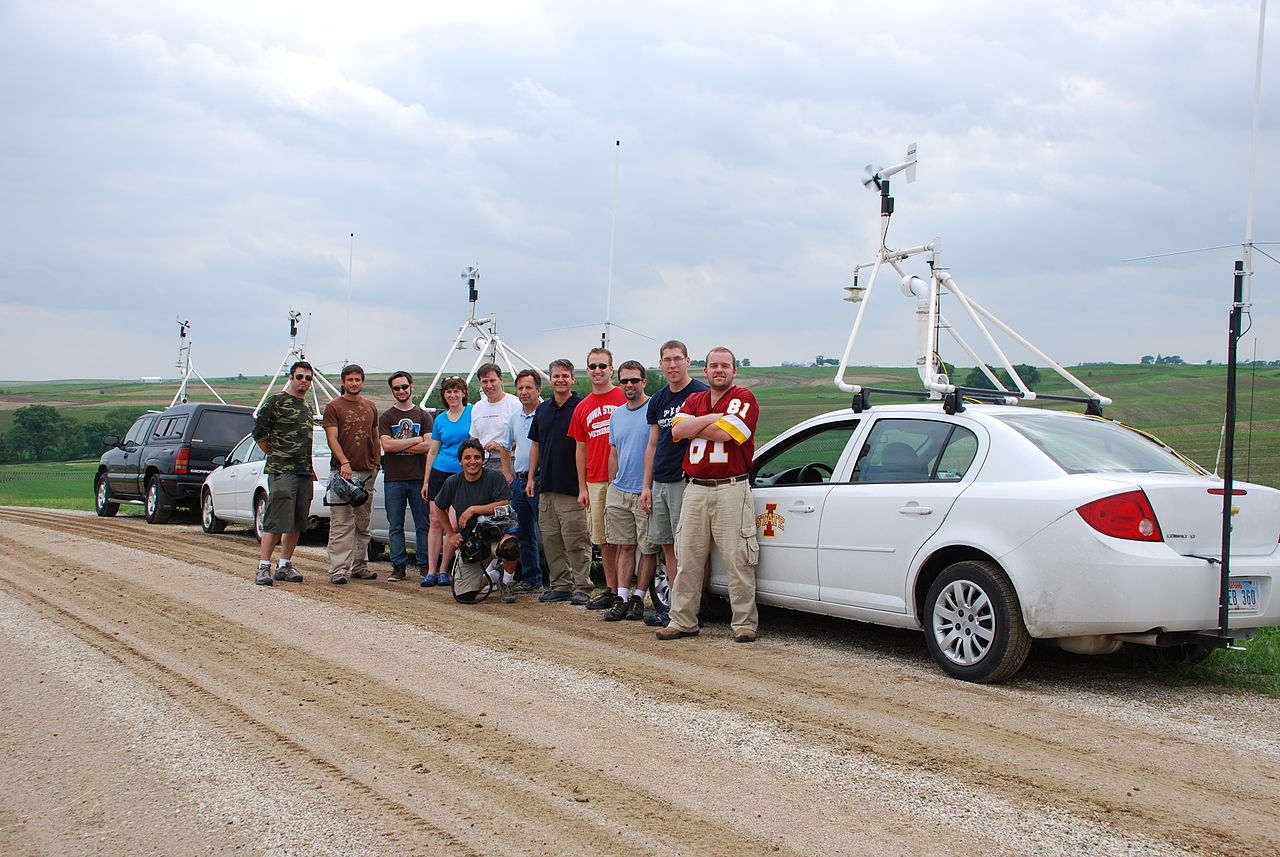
[688,474,748,487]
[515,471,529,479]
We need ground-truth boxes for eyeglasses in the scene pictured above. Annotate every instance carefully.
[587,363,610,370]
[391,384,411,392]
[618,377,645,385]
[293,373,313,381]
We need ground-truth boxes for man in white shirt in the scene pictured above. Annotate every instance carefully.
[469,362,522,474]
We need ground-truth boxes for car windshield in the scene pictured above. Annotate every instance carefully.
[994,412,1207,476]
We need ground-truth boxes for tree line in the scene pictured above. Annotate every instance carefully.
[0,405,147,464]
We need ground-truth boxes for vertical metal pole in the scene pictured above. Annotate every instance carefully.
[1218,262,1243,637]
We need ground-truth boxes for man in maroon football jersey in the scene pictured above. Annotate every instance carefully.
[656,347,761,643]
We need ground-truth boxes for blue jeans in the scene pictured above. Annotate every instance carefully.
[384,479,430,568]
[511,473,549,586]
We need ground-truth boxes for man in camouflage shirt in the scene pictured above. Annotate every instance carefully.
[252,360,316,586]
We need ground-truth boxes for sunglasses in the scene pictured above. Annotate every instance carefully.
[293,373,313,381]
[391,384,411,391]
[587,363,610,370]
[618,377,645,385]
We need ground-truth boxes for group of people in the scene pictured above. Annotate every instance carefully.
[249,341,762,642]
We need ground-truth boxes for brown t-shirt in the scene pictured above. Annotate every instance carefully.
[378,405,433,482]
[322,395,380,471]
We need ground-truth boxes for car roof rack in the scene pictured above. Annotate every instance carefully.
[832,144,1112,418]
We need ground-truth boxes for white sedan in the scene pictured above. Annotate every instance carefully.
[200,428,332,540]
[716,403,1279,682]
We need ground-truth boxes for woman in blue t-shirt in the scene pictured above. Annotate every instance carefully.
[420,377,472,587]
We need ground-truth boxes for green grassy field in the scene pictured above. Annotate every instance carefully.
[0,460,135,513]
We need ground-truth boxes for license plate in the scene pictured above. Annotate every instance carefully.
[1227,578,1260,612]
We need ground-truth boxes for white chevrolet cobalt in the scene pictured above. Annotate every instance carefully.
[726,403,1278,682]
[200,428,332,540]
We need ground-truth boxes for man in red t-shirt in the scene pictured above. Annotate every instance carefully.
[656,347,761,643]
[568,347,626,609]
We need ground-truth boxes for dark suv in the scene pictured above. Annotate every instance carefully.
[95,403,256,523]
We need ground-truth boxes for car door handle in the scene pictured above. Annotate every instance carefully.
[788,503,816,513]
[899,503,933,516]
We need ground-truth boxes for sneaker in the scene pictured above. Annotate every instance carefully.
[330,574,348,585]
[624,595,645,621]
[734,630,758,643]
[419,574,437,587]
[351,569,377,580]
[655,627,699,640]
[437,571,452,586]
[585,590,616,610]
[643,611,670,627]
[255,563,273,586]
[601,597,628,621]
[538,589,572,603]
[273,565,303,583]
[500,581,517,603]
[388,564,406,582]
[514,580,540,593]
[569,591,590,606]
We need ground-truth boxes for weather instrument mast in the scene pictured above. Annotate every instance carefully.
[418,265,541,409]
[833,143,1111,416]
[254,309,342,418]
[170,318,227,406]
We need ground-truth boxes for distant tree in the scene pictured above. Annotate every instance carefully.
[691,359,706,368]
[963,367,997,389]
[1157,355,1185,365]
[1141,355,1155,365]
[962,364,1040,391]
[740,358,751,367]
[9,405,66,460]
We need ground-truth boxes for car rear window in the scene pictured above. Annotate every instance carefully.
[994,412,1205,476]
[192,410,255,446]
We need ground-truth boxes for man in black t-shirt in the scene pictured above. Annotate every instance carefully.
[435,439,517,602]
[379,371,434,582]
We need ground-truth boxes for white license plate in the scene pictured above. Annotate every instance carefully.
[1227,578,1260,612]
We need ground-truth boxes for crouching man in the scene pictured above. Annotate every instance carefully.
[434,438,521,603]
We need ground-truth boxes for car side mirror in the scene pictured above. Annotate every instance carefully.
[102,434,120,447]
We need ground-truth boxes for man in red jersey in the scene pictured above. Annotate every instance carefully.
[656,347,761,643]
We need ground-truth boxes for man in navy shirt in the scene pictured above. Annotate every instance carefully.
[526,359,590,604]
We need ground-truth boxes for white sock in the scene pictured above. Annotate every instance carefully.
[258,560,270,568]
[502,572,515,584]
[634,589,646,600]
[617,587,630,601]
[278,559,291,569]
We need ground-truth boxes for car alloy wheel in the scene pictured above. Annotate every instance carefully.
[201,490,226,534]
[924,560,1031,683]
[95,476,119,517]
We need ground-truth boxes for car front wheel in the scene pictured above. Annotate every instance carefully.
[144,478,172,524]
[201,489,227,534]
[95,476,119,517]
[253,493,267,542]
[924,560,1031,683]
[649,552,670,612]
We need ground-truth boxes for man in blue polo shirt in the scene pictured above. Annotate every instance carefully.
[525,359,589,604]
[501,368,550,591]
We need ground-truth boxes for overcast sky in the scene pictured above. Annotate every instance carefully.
[1,0,1276,384]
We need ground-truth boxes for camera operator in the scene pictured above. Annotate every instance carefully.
[433,438,520,603]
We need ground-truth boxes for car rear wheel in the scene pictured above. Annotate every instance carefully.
[144,478,172,524]
[253,492,268,542]
[649,552,670,612]
[201,489,227,534]
[95,476,119,517]
[924,560,1031,683]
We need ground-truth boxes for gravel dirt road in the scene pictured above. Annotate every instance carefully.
[1,507,1278,857]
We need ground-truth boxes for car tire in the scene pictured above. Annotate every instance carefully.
[924,560,1031,683]
[144,477,172,524]
[94,476,119,517]
[649,553,670,612]
[200,489,227,534]
[253,492,268,542]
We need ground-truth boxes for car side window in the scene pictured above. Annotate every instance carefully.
[152,415,189,440]
[123,416,156,446]
[750,420,860,487]
[226,436,256,466]
[934,426,978,480]
[853,419,956,483]
[247,442,266,463]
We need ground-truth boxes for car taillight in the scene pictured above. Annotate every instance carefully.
[175,446,190,475]
[1077,490,1163,542]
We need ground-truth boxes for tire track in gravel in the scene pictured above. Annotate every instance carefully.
[3,508,1279,856]
[0,533,815,857]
